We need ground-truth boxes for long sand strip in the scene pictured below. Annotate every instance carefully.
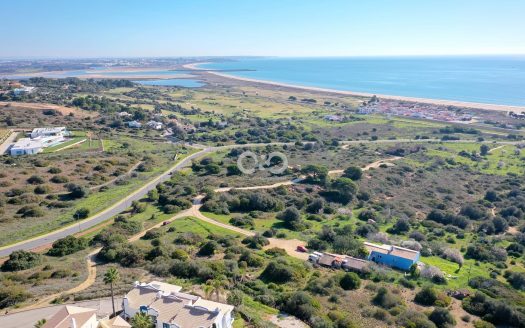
[184,63,525,113]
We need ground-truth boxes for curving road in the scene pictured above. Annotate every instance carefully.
[0,142,296,258]
[0,138,518,258]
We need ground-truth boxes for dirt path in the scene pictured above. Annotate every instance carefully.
[489,145,506,153]
[11,153,402,311]
[12,248,100,312]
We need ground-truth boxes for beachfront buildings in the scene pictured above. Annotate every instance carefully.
[10,127,69,156]
[123,281,234,328]
[364,242,420,271]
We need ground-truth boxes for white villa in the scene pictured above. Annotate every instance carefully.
[123,281,234,328]
[146,121,163,130]
[30,126,69,138]
[41,304,131,328]
[10,127,70,156]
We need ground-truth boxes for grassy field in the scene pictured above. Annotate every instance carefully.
[424,143,525,175]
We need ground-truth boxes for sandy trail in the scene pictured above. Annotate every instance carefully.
[11,154,402,311]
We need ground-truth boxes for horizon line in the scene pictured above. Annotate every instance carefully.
[1,54,525,61]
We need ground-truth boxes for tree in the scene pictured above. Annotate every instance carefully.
[301,164,329,184]
[480,144,490,156]
[66,183,89,199]
[330,177,358,204]
[103,267,120,317]
[131,312,154,328]
[34,319,47,328]
[147,189,159,201]
[343,166,363,180]
[74,207,90,219]
[340,272,361,290]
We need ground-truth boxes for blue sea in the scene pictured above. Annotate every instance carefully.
[200,57,525,106]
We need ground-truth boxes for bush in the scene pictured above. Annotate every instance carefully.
[504,271,525,291]
[0,285,31,309]
[284,291,319,322]
[1,250,42,271]
[34,185,51,194]
[27,175,45,185]
[66,183,89,199]
[50,175,69,183]
[74,207,90,219]
[17,205,45,217]
[198,241,219,256]
[340,272,361,290]
[415,285,438,306]
[242,234,269,249]
[373,287,402,309]
[260,261,295,283]
[47,236,88,256]
[142,228,164,240]
[343,166,363,180]
[429,307,456,328]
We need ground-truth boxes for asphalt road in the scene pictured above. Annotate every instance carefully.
[0,142,293,258]
[0,138,520,258]
[0,131,18,155]
[0,147,213,258]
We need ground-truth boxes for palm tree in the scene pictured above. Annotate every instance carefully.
[103,266,120,317]
[34,319,46,328]
[207,275,228,301]
[203,284,214,300]
[131,312,154,328]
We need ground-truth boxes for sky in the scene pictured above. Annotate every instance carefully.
[1,0,524,58]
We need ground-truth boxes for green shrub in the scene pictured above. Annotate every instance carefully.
[47,236,88,257]
[1,250,42,271]
[340,272,361,290]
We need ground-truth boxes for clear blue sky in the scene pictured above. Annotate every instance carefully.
[1,0,524,58]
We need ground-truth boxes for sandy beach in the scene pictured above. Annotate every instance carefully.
[184,63,525,113]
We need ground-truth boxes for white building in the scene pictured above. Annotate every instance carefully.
[13,86,35,96]
[146,121,163,130]
[31,127,69,139]
[10,135,65,156]
[118,112,132,118]
[123,281,234,328]
[128,121,142,128]
[42,305,98,328]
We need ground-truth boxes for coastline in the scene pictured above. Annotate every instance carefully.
[184,63,525,113]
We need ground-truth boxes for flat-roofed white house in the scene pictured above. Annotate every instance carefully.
[30,127,69,138]
[10,135,65,156]
[123,281,234,328]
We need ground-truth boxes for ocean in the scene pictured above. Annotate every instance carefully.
[200,56,525,107]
